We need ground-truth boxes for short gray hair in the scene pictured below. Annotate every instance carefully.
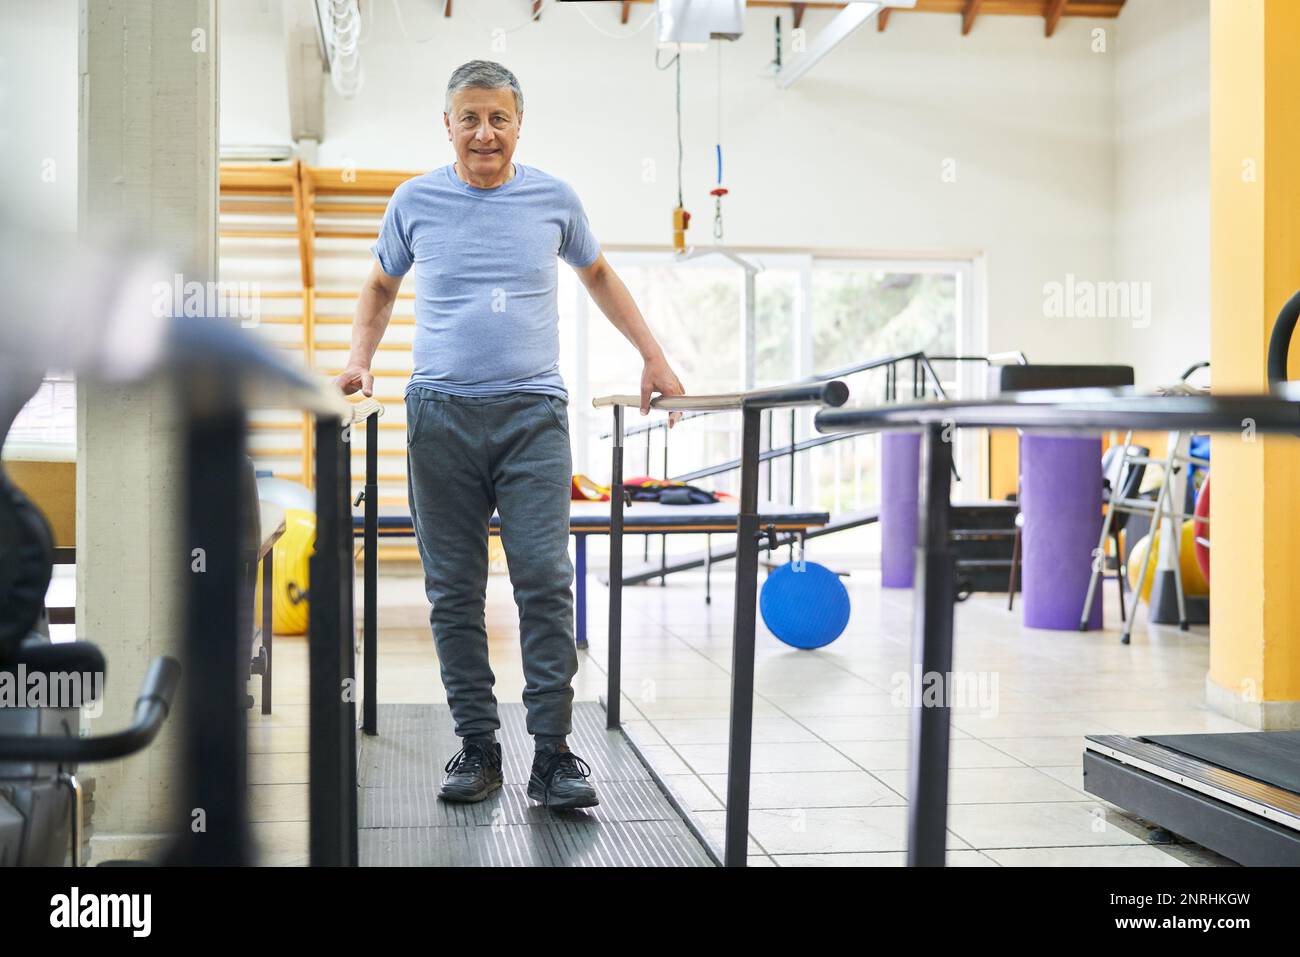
[444,60,523,114]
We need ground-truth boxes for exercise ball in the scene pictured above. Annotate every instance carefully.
[1193,476,1210,585]
[257,476,315,514]
[1127,520,1208,603]
[760,561,850,649]
[253,507,315,636]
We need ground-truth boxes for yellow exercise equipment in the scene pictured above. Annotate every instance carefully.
[253,508,316,636]
[1126,520,1209,603]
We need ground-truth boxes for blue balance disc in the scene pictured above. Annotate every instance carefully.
[760,561,851,649]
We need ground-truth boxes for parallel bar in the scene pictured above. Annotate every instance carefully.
[908,424,955,866]
[261,549,273,715]
[606,406,625,729]
[575,534,588,650]
[309,415,357,866]
[343,421,360,865]
[603,351,932,439]
[363,413,378,735]
[592,380,847,413]
[816,389,1300,435]
[601,349,1016,441]
[724,407,763,867]
[175,406,252,865]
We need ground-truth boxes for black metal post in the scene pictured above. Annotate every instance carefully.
[363,413,378,736]
[704,532,712,605]
[261,551,273,716]
[310,415,359,866]
[343,420,359,865]
[907,423,956,867]
[765,409,774,499]
[575,534,588,649]
[175,406,251,865]
[606,406,624,729]
[724,405,763,868]
[644,427,651,563]
[788,408,796,505]
[660,435,668,586]
[788,408,797,561]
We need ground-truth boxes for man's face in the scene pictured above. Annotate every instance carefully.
[444,87,521,180]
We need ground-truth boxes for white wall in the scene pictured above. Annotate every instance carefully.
[1,0,79,233]
[8,1,1212,377]
[219,0,293,148]
[1113,0,1211,386]
[219,0,1125,368]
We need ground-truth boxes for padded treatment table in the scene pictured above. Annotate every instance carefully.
[354,500,830,649]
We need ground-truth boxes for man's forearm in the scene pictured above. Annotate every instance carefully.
[586,266,664,361]
[346,281,398,368]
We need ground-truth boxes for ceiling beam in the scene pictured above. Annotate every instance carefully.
[961,0,983,35]
[532,0,543,20]
[444,0,451,16]
[793,3,808,29]
[1044,0,1068,36]
[614,0,1124,20]
[776,2,893,88]
[621,1,630,24]
[878,7,892,30]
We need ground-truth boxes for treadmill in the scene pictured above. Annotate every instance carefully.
[1083,733,1300,865]
[813,289,1300,867]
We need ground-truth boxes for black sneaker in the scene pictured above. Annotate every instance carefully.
[527,746,599,810]
[438,740,503,803]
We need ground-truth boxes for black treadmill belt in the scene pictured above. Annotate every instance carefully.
[1144,731,1300,795]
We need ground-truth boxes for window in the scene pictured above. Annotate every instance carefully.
[808,260,971,514]
[5,373,76,447]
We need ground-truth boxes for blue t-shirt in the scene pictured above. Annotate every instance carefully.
[372,163,600,401]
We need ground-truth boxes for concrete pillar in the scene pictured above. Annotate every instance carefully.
[77,0,218,860]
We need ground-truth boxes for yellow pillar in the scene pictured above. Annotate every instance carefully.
[1208,0,1300,727]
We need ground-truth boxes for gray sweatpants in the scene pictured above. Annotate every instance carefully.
[405,387,578,741]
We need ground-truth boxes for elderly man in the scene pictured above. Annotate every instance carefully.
[333,60,685,810]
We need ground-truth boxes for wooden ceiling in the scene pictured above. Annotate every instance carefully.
[438,1,1126,40]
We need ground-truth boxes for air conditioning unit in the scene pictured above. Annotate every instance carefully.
[657,0,745,47]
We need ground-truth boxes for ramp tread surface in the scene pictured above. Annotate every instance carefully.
[357,702,711,867]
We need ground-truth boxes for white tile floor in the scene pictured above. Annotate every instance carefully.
[246,562,1242,867]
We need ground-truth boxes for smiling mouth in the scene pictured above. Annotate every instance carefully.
[470,148,500,155]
